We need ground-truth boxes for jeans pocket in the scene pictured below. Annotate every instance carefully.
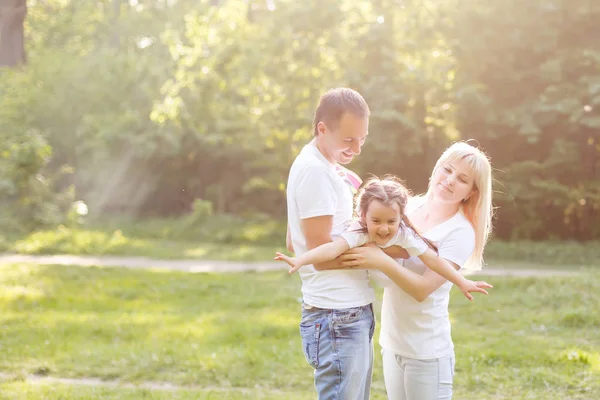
[368,305,375,341]
[332,306,364,324]
[299,322,321,369]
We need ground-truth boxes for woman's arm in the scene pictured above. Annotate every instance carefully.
[275,237,351,274]
[339,246,491,302]
[339,246,438,301]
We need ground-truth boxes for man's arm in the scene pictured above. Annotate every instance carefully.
[301,215,349,270]
[286,224,294,253]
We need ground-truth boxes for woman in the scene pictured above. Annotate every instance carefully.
[340,141,494,399]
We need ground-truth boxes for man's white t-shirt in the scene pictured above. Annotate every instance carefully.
[379,196,476,359]
[287,142,375,309]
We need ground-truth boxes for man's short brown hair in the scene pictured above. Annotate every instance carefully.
[313,88,370,136]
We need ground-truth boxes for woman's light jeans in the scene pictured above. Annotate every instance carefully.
[382,349,455,400]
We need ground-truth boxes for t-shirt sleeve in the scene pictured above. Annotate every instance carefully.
[438,224,476,269]
[293,165,338,220]
[392,225,429,257]
[340,222,369,248]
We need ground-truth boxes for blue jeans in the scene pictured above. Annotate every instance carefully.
[299,303,375,400]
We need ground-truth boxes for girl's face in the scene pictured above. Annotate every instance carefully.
[363,200,402,246]
[431,158,476,204]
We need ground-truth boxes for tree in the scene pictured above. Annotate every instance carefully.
[0,0,26,67]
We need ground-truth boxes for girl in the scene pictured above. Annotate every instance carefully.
[275,176,491,301]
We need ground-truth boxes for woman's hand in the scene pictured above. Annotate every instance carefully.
[338,244,389,270]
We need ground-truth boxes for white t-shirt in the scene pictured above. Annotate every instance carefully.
[340,221,429,256]
[286,142,375,309]
[341,221,430,289]
[379,196,476,359]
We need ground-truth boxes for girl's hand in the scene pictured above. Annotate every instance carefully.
[456,279,493,301]
[274,252,302,274]
[338,244,387,270]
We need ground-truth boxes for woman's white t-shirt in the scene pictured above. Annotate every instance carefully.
[379,196,476,359]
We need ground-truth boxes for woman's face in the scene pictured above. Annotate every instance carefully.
[431,158,477,204]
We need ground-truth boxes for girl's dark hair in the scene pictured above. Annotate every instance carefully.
[354,175,438,252]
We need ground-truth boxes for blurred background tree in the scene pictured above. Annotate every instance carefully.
[1,0,599,240]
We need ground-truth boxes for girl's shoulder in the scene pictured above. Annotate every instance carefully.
[346,220,364,232]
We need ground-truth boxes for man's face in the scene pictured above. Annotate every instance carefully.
[317,113,369,164]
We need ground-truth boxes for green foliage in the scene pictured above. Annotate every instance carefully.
[1,0,599,239]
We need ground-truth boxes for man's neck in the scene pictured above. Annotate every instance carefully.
[313,138,336,165]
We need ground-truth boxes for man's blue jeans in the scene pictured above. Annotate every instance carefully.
[299,303,375,400]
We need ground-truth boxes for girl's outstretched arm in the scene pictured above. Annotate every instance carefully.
[275,237,351,274]
[418,249,491,300]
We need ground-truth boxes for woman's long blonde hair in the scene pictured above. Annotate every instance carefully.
[428,142,493,272]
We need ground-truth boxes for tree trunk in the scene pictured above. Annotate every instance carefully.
[0,0,26,67]
[110,0,121,49]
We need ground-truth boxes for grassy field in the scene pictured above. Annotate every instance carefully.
[0,263,598,399]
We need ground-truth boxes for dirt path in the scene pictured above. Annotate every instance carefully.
[0,253,583,276]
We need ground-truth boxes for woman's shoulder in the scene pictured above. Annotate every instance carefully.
[407,195,426,213]
[441,212,475,246]
[427,207,475,244]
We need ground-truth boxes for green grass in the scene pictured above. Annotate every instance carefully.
[484,239,600,267]
[0,382,312,400]
[0,263,598,399]
[0,226,280,261]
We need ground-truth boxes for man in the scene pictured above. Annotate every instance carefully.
[286,88,374,399]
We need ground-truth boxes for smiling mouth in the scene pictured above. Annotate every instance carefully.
[440,184,453,193]
[342,151,353,157]
[376,233,389,239]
